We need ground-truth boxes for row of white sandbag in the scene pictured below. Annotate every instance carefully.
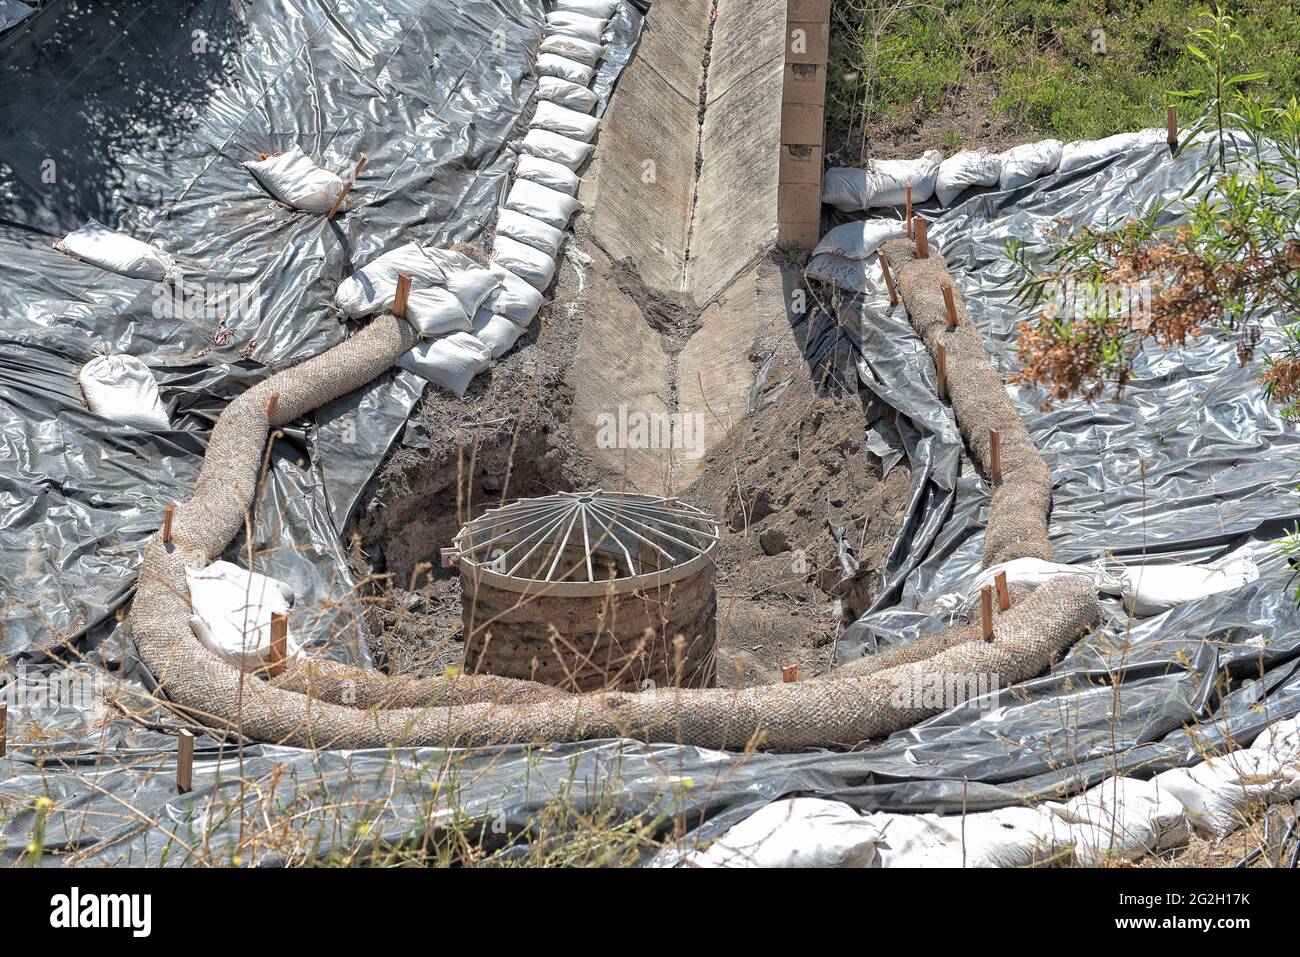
[822,128,1167,212]
[686,713,1300,867]
[374,7,617,396]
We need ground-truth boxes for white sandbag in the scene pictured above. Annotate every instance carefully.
[536,52,595,87]
[401,286,475,339]
[537,75,599,114]
[471,308,527,359]
[186,561,303,671]
[1110,548,1259,617]
[54,220,181,283]
[427,248,500,318]
[334,242,448,317]
[242,145,345,214]
[821,151,941,211]
[515,153,581,195]
[1057,129,1165,175]
[531,100,600,143]
[803,253,884,294]
[505,178,582,229]
[688,798,885,868]
[940,547,1258,618]
[812,219,905,260]
[934,149,1003,206]
[492,236,557,291]
[540,33,605,67]
[552,0,619,18]
[1048,777,1189,865]
[544,11,606,43]
[867,150,941,207]
[78,354,170,431]
[821,168,871,212]
[482,263,545,325]
[1251,714,1300,766]
[870,806,1068,868]
[1155,750,1300,838]
[998,139,1063,190]
[520,127,595,171]
[495,207,565,257]
[397,332,493,397]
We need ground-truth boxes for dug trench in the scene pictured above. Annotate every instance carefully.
[347,234,910,686]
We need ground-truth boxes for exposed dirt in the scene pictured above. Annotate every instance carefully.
[826,80,1039,166]
[682,336,911,684]
[349,230,909,689]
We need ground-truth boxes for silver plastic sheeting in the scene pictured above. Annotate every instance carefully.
[3,8,1299,862]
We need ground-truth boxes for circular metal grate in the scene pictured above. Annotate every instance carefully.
[452,491,720,596]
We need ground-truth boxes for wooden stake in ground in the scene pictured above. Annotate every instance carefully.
[177,730,194,794]
[0,704,6,759]
[936,342,948,400]
[879,253,898,306]
[782,664,798,683]
[914,218,928,259]
[327,152,369,221]
[268,611,288,678]
[905,180,913,238]
[942,282,957,327]
[989,428,1002,484]
[981,586,994,641]
[392,273,412,319]
[162,503,175,545]
[1166,106,1178,148]
[995,570,1010,611]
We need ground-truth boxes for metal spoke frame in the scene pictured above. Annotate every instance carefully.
[453,491,720,597]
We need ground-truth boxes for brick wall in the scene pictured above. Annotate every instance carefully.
[777,0,829,249]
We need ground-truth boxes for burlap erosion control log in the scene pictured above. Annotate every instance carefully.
[879,237,1053,569]
[127,250,1099,751]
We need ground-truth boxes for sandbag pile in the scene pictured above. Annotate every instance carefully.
[820,128,1169,216]
[685,712,1300,867]
[703,774,1189,867]
[351,0,615,396]
[803,219,905,293]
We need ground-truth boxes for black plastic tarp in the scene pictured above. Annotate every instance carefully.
[4,3,1300,865]
[0,0,644,668]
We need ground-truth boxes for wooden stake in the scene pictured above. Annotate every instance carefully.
[268,611,288,679]
[177,729,194,794]
[0,704,7,759]
[326,152,369,221]
[1166,106,1177,148]
[915,218,929,259]
[905,180,913,238]
[995,570,1010,612]
[782,664,798,683]
[980,586,994,641]
[942,282,958,327]
[936,342,948,400]
[265,392,279,421]
[392,273,412,319]
[879,253,898,306]
[989,428,1002,484]
[162,503,175,545]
